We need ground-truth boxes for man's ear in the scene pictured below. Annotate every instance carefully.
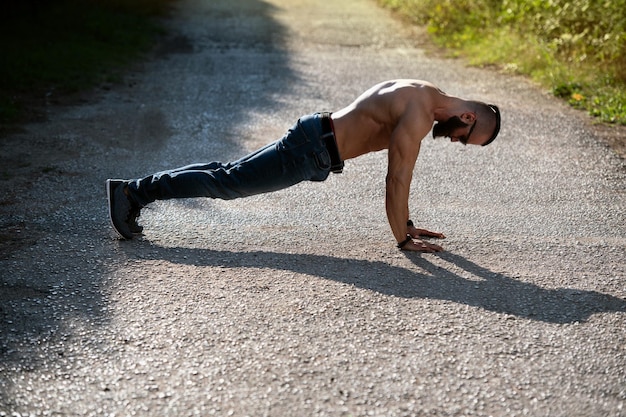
[460,112,476,124]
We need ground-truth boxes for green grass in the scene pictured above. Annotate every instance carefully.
[379,0,626,125]
[0,0,175,125]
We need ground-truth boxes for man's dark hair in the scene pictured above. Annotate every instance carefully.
[482,104,501,146]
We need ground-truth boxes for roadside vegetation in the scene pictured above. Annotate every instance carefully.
[0,0,174,127]
[378,0,626,125]
[2,0,623,128]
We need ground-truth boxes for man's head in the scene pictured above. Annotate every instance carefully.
[433,102,501,146]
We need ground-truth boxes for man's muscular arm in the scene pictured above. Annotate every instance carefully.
[385,110,444,252]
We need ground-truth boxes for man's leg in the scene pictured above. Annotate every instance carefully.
[126,142,298,206]
[106,113,331,239]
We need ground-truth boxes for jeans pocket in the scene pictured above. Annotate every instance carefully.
[280,120,311,151]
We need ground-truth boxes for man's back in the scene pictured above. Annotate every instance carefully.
[332,79,443,160]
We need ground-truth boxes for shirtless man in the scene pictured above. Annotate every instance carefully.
[107,79,501,252]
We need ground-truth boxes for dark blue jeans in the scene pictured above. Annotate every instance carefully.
[127,113,334,207]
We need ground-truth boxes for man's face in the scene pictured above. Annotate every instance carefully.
[432,116,471,143]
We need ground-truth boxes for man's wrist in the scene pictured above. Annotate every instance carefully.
[397,234,412,249]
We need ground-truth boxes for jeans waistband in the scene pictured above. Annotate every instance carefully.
[320,112,344,174]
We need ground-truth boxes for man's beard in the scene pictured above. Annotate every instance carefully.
[432,116,470,138]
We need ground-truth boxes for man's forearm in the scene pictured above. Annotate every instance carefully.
[385,179,410,244]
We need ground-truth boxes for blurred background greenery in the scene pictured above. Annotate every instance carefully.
[0,0,174,125]
[379,0,626,125]
[1,0,624,127]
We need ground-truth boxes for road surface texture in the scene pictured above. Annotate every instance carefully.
[1,0,625,416]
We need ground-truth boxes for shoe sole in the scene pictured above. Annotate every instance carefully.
[106,179,133,240]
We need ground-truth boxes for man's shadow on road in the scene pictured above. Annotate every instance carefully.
[135,244,626,324]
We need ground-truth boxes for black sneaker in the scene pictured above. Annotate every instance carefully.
[128,206,143,234]
[106,179,142,239]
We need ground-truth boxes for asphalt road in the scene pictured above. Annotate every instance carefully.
[1,0,625,416]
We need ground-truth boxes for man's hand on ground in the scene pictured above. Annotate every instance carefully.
[402,238,444,252]
[403,226,446,252]
[408,226,446,240]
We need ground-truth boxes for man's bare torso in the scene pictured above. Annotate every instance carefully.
[331,79,443,160]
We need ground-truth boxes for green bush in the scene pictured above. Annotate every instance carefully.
[379,0,626,124]
[501,0,625,80]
